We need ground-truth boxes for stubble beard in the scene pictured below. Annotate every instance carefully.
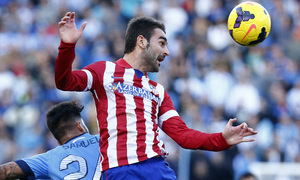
[141,44,159,73]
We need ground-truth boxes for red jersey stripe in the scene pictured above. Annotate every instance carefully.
[114,64,129,167]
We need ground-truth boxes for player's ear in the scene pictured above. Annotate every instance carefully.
[77,121,85,132]
[137,35,148,49]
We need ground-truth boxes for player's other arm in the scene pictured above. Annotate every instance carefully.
[159,92,230,151]
[159,91,257,151]
[0,161,26,180]
[162,116,257,151]
[161,116,230,151]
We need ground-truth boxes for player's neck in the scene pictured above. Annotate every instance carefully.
[123,52,147,74]
[59,132,85,145]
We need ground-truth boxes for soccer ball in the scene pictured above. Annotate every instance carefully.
[227,1,271,46]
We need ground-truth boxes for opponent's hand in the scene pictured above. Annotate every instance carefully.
[222,118,258,146]
[58,12,87,43]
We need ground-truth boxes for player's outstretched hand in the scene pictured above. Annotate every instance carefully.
[222,118,258,146]
[58,12,87,44]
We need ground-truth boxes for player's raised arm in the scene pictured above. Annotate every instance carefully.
[222,118,258,145]
[0,161,26,180]
[58,12,87,43]
[55,12,91,91]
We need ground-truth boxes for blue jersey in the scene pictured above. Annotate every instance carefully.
[16,133,101,180]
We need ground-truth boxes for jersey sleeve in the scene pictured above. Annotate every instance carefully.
[158,90,230,151]
[55,41,103,91]
[18,153,50,179]
[14,160,35,180]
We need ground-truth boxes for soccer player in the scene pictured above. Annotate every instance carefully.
[0,101,101,180]
[55,12,258,179]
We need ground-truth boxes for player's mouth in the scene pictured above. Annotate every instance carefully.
[157,55,165,66]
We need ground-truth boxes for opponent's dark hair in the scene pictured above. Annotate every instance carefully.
[124,16,166,54]
[46,101,84,142]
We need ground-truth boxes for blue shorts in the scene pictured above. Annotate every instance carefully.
[101,157,177,180]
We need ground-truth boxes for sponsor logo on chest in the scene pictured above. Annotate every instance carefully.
[106,82,159,102]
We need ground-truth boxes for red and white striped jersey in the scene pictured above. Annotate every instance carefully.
[55,42,230,171]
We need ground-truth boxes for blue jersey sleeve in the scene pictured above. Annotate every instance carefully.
[21,152,50,179]
[15,160,35,180]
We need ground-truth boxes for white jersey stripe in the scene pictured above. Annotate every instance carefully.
[158,110,179,128]
[154,83,166,155]
[93,90,100,103]
[141,77,155,158]
[82,69,93,91]
[156,83,164,107]
[104,62,118,168]
[156,83,165,128]
[124,69,138,164]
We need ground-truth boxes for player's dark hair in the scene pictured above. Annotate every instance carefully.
[124,16,166,54]
[239,172,257,180]
[46,101,84,142]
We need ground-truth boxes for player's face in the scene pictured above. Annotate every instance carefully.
[141,28,169,72]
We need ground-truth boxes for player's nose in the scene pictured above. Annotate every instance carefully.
[164,47,170,56]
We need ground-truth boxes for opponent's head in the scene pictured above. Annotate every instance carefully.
[239,172,257,180]
[46,101,89,144]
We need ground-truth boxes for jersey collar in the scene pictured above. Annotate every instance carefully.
[64,133,87,144]
[116,58,148,78]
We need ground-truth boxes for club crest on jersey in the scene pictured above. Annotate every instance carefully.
[149,84,159,96]
[107,82,159,102]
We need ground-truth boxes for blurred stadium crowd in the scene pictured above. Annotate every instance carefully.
[1,0,300,179]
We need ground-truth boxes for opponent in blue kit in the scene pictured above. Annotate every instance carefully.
[0,101,101,180]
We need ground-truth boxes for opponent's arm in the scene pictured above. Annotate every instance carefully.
[0,161,26,180]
